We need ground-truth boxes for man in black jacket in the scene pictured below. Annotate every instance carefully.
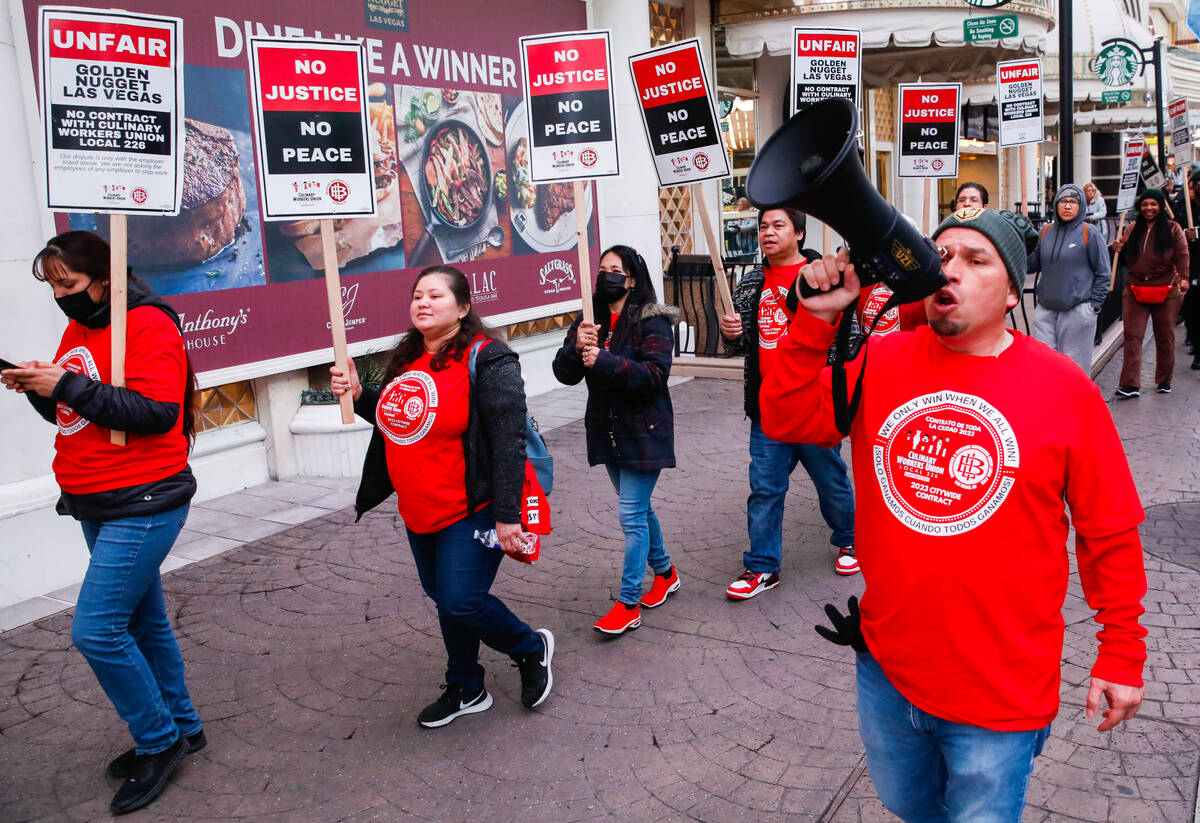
[718,208,857,596]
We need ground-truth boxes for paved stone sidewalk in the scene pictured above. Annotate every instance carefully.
[1,331,1197,822]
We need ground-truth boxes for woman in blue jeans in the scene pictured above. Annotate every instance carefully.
[553,245,681,635]
[334,266,554,728]
[1,231,203,815]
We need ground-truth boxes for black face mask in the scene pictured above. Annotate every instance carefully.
[55,289,105,326]
[595,272,630,304]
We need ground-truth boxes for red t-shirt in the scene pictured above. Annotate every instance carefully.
[757,262,802,376]
[856,283,928,336]
[377,345,477,533]
[761,316,1147,730]
[51,306,189,494]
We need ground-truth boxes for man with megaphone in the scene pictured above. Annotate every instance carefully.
[759,208,1148,822]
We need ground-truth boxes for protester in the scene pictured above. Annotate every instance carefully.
[0,231,204,816]
[953,181,989,210]
[1027,184,1111,374]
[1083,181,1109,242]
[1112,189,1191,396]
[719,207,857,591]
[760,207,1147,823]
[331,266,553,727]
[1177,165,1200,371]
[552,246,680,635]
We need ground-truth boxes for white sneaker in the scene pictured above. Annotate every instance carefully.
[835,546,860,576]
[726,570,780,600]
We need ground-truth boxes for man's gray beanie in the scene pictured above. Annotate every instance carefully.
[932,207,1039,292]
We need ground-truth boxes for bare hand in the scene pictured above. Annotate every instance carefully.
[798,250,861,324]
[719,313,743,339]
[1086,677,1143,732]
[2,361,65,397]
[1111,237,1125,252]
[329,359,362,401]
[581,345,600,368]
[1186,227,1198,242]
[495,521,526,558]
[576,321,600,351]
[1179,279,1190,294]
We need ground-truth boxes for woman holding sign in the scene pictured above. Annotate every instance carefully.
[1112,189,1190,396]
[552,246,681,636]
[331,266,554,728]
[0,231,204,816]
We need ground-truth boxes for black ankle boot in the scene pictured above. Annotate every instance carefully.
[109,735,188,815]
[107,729,206,780]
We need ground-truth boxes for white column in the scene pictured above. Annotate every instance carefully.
[1073,130,1092,187]
[0,11,68,496]
[685,0,723,268]
[588,0,663,297]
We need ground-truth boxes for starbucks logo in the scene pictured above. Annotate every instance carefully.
[960,0,1014,7]
[1094,43,1141,87]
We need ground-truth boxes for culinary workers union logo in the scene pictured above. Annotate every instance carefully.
[873,391,1020,536]
[55,346,100,436]
[757,287,789,349]
[862,284,900,335]
[376,370,438,446]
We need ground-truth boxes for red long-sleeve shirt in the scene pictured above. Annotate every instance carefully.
[761,310,1147,731]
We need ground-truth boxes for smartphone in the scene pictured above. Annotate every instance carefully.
[0,357,17,371]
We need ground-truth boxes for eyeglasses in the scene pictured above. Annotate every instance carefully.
[1058,198,1080,205]
[955,195,984,206]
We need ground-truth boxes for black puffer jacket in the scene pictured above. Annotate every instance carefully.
[353,338,528,525]
[552,302,678,471]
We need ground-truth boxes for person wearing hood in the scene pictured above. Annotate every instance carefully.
[1026,184,1111,374]
[0,231,204,816]
[1112,189,1191,396]
[553,245,682,635]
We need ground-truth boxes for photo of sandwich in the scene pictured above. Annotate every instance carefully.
[280,83,404,271]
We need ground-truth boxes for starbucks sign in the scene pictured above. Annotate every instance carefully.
[1094,43,1141,86]
[960,0,1014,7]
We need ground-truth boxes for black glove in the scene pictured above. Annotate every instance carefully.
[814,595,868,653]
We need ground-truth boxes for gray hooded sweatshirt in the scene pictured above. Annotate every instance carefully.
[1027,184,1111,311]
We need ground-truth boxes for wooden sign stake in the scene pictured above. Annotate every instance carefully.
[1110,211,1127,291]
[574,180,595,325]
[692,185,735,318]
[320,219,355,425]
[1019,145,1028,216]
[923,178,935,235]
[108,214,128,446]
[1185,165,1194,228]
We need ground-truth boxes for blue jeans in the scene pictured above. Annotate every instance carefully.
[73,503,201,755]
[744,420,855,573]
[856,652,1051,823]
[408,506,542,693]
[605,466,672,605]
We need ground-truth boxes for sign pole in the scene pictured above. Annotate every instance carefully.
[1186,166,1195,228]
[1110,211,1127,291]
[574,180,594,325]
[320,219,355,425]
[924,178,934,234]
[1019,145,1028,215]
[693,185,735,317]
[108,215,128,447]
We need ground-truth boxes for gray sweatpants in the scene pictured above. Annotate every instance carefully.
[1033,302,1096,375]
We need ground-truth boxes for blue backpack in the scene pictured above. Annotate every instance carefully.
[467,339,554,494]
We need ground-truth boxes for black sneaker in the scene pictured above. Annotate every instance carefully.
[107,729,206,780]
[417,684,492,728]
[514,627,555,709]
[108,734,189,815]
[1157,381,1172,393]
[1115,385,1140,398]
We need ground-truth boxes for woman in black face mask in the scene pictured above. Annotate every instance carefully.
[552,245,682,636]
[0,231,204,816]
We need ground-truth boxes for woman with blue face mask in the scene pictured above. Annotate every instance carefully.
[1,231,204,816]
[552,245,681,635]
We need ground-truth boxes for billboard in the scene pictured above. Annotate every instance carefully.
[15,0,595,385]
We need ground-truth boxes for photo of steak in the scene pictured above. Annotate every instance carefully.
[535,182,575,231]
[114,119,247,267]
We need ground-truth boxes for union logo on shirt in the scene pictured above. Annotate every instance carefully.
[872,391,1020,536]
[862,284,900,336]
[377,370,439,446]
[55,346,100,436]
[757,286,790,349]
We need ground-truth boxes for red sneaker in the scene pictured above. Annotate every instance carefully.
[726,570,780,600]
[835,546,860,576]
[593,601,641,634]
[640,566,680,608]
